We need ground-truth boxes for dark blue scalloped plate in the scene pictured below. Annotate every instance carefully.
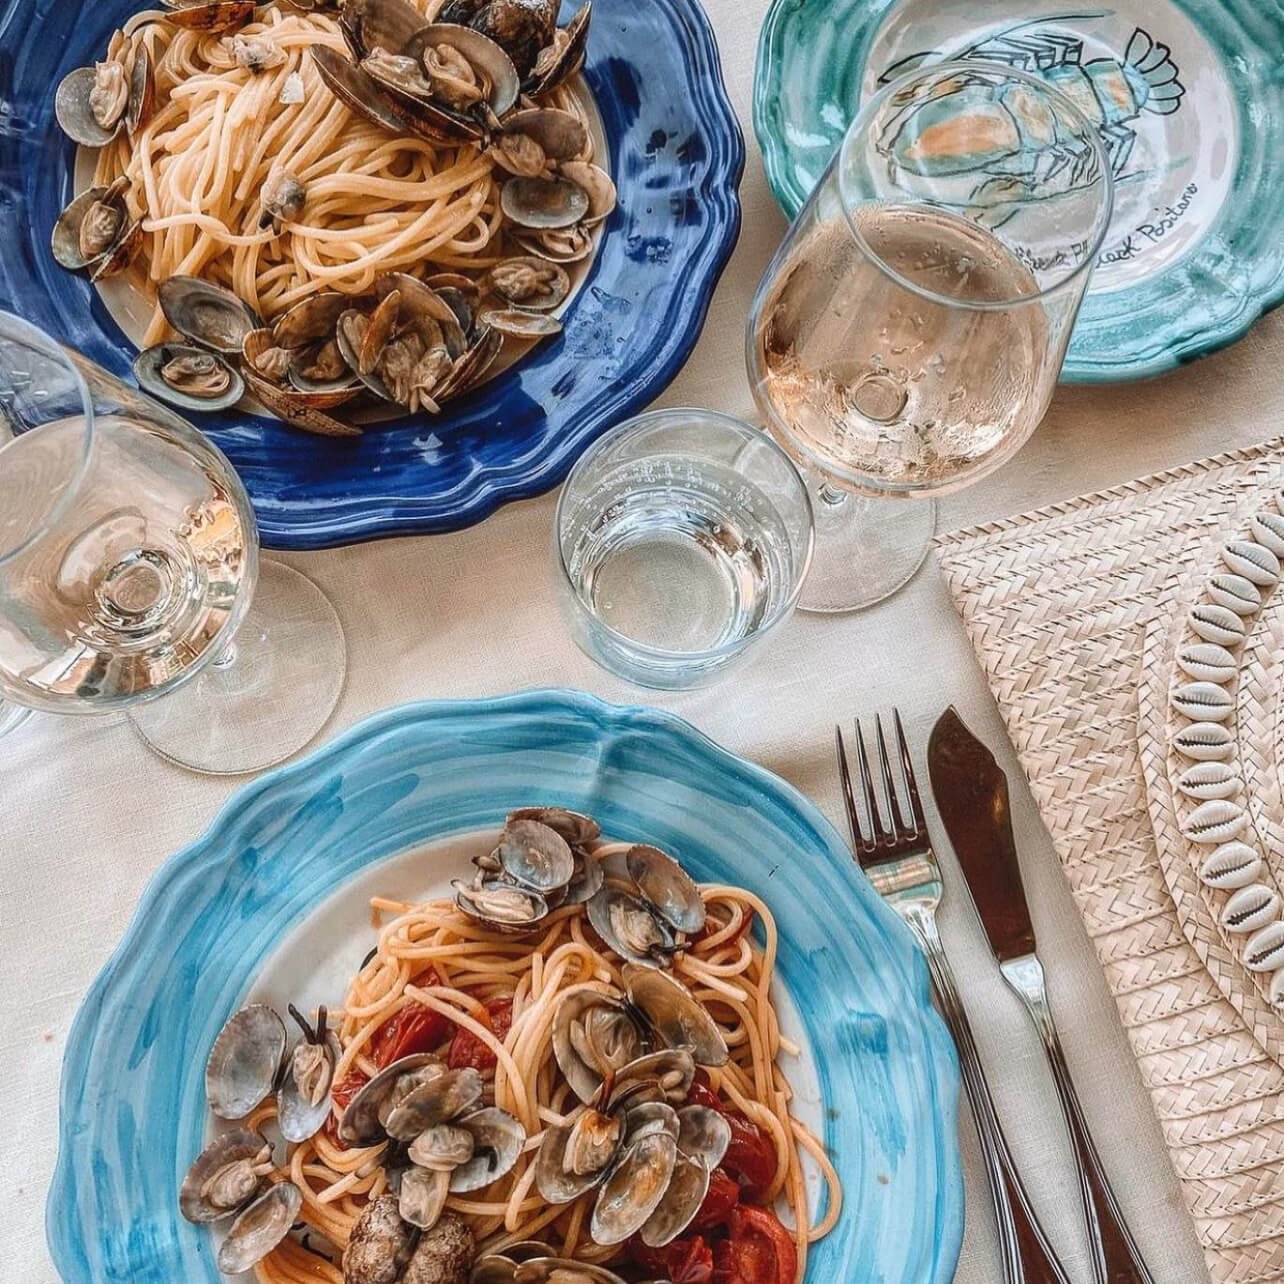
[0,0,743,548]
[47,691,963,1282]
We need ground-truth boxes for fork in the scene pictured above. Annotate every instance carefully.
[836,713,1071,1284]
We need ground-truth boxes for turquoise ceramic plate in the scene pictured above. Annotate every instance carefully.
[754,0,1284,382]
[47,691,963,1282]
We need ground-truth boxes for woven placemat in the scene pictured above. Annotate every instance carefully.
[936,439,1284,1284]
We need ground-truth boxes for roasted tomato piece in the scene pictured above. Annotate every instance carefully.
[712,1206,798,1284]
[447,997,514,1070]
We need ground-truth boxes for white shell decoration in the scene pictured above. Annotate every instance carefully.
[1199,841,1263,889]
[1189,603,1247,647]
[1180,799,1247,845]
[1245,921,1284,972]
[1173,722,1234,761]
[1176,642,1238,684]
[1178,761,1239,800]
[1270,969,1284,1007]
[1251,511,1284,557]
[1221,884,1280,934]
[1170,682,1234,722]
[1222,540,1281,587]
[1208,573,1262,616]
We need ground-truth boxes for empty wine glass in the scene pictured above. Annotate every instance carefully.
[0,311,345,773]
[748,60,1113,612]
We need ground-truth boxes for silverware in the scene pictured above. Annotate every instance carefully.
[837,712,1071,1284]
[928,706,1155,1284]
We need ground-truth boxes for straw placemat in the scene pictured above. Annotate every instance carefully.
[936,439,1284,1284]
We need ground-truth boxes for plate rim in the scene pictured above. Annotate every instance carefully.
[0,0,745,549]
[751,0,1284,383]
[45,688,964,1283]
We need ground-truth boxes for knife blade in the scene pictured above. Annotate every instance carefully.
[926,704,1035,961]
[927,704,1155,1284]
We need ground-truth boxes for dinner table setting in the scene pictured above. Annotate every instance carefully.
[3,0,1284,1279]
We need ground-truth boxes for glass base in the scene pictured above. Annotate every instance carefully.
[129,560,345,775]
[799,484,936,613]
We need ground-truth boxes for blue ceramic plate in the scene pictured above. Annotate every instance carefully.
[0,0,742,549]
[753,0,1284,382]
[47,690,962,1282]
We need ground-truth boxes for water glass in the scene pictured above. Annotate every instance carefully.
[748,60,1113,612]
[555,408,814,689]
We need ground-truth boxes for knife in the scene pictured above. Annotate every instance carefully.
[929,706,1154,1284]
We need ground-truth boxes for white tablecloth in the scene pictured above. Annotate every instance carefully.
[6,2,1283,1278]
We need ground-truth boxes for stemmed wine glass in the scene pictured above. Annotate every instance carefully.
[748,60,1114,612]
[0,312,345,773]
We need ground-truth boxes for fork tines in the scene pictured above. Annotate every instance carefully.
[835,711,929,866]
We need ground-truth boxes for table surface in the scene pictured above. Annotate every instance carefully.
[7,1,1284,1279]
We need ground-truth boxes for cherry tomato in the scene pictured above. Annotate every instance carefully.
[628,1234,715,1283]
[712,1207,798,1284]
[448,997,514,1070]
[690,1167,740,1231]
[323,1069,369,1147]
[721,1112,778,1202]
[368,968,449,1067]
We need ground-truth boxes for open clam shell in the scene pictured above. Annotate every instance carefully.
[51,180,140,277]
[501,175,590,230]
[499,106,589,163]
[590,1130,678,1246]
[205,1004,287,1120]
[526,0,591,96]
[384,1066,484,1140]
[134,343,245,414]
[216,1181,303,1274]
[479,308,562,339]
[494,818,575,892]
[624,965,727,1066]
[558,160,616,226]
[512,224,594,263]
[534,1104,622,1203]
[587,884,677,968]
[341,0,433,61]
[553,989,649,1103]
[160,276,260,355]
[638,1148,709,1248]
[605,1048,696,1111]
[163,0,257,33]
[278,1008,342,1143]
[339,1053,445,1144]
[179,1129,272,1224]
[311,44,427,136]
[453,876,550,933]
[440,0,557,79]
[626,845,706,934]
[449,1106,527,1192]
[485,259,572,311]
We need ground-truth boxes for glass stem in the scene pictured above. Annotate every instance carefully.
[210,640,239,671]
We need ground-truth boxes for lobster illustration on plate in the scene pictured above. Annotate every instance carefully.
[877,16,1185,225]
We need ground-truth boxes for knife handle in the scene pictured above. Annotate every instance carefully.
[908,910,1072,1284]
[1001,955,1156,1284]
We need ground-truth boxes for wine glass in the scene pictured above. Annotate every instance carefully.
[0,311,345,774]
[747,60,1114,612]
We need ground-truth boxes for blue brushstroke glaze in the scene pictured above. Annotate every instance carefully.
[0,0,743,548]
[48,691,962,1282]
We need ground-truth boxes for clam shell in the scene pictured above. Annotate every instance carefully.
[217,1181,302,1274]
[1251,511,1284,557]
[1245,921,1284,972]
[1176,642,1238,684]
[1222,884,1280,935]
[1223,540,1280,586]
[1170,681,1234,722]
[1200,841,1263,890]
[206,1005,286,1120]
[1208,573,1262,617]
[1180,799,1246,846]
[1189,604,1246,647]
[1177,761,1239,801]
[1173,722,1234,761]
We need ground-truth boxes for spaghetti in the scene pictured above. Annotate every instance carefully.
[245,846,842,1283]
[90,1,592,346]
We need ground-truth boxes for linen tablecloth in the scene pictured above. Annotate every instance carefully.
[4,0,1284,1276]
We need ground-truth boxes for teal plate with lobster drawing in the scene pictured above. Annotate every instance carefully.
[47,691,963,1283]
[753,0,1284,382]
